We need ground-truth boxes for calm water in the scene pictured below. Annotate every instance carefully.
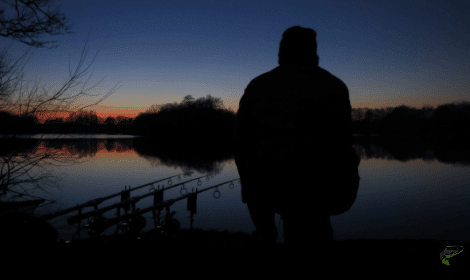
[1,134,470,244]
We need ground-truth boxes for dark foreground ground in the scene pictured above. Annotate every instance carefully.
[4,227,468,279]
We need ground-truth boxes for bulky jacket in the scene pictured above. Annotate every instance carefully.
[233,63,360,216]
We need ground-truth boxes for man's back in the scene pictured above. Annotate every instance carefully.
[233,64,360,216]
[238,64,352,148]
[233,25,360,219]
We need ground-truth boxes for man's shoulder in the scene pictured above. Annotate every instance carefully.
[248,66,346,86]
[315,67,349,102]
[246,66,282,87]
[316,67,348,89]
[243,65,349,103]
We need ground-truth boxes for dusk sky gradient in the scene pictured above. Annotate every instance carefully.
[3,0,469,120]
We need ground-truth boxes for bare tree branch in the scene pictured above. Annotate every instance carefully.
[0,2,119,205]
[0,40,33,107]
[0,0,74,49]
[0,30,120,120]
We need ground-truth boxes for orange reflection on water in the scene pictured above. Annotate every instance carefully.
[33,140,136,158]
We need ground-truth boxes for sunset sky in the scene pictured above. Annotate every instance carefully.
[2,0,469,120]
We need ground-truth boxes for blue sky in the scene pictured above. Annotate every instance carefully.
[2,0,469,118]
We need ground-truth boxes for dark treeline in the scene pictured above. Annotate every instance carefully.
[0,111,40,135]
[40,112,134,135]
[0,94,236,143]
[0,110,134,135]
[1,98,469,149]
[132,95,236,150]
[352,101,470,147]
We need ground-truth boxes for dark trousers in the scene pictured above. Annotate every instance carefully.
[247,201,334,249]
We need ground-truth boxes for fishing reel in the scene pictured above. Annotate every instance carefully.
[84,215,108,238]
[148,217,181,238]
[121,214,147,236]
[85,212,148,238]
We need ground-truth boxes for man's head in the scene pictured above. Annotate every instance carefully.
[278,26,319,66]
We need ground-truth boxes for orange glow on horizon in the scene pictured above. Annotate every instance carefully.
[93,106,148,120]
[31,104,239,123]
[36,106,150,123]
[13,100,459,124]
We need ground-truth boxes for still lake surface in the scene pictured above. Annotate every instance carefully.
[1,134,470,244]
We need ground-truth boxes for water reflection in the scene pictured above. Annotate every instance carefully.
[353,136,470,167]
[2,134,469,167]
[1,134,469,245]
[133,136,233,175]
[0,134,140,139]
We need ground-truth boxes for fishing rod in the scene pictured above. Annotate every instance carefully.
[80,178,240,237]
[66,174,210,225]
[38,171,195,221]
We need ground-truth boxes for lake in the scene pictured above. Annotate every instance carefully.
[1,134,469,244]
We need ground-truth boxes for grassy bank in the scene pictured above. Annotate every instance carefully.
[5,226,468,278]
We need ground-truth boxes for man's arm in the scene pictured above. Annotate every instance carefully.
[326,79,361,215]
[328,80,360,167]
[233,88,257,186]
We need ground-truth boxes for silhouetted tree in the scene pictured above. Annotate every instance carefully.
[104,116,115,126]
[181,95,195,107]
[0,110,39,135]
[115,116,133,134]
[0,110,16,133]
[144,103,164,114]
[351,101,470,146]
[133,94,236,147]
[66,110,100,133]
[425,102,470,145]
[42,117,64,133]
[0,31,120,124]
[101,116,114,134]
[378,106,423,141]
[0,0,111,203]
[190,94,225,110]
[0,0,73,49]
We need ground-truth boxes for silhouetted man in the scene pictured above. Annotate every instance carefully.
[233,26,360,251]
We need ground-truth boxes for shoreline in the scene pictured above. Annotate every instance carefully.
[49,228,470,257]
[4,227,468,277]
